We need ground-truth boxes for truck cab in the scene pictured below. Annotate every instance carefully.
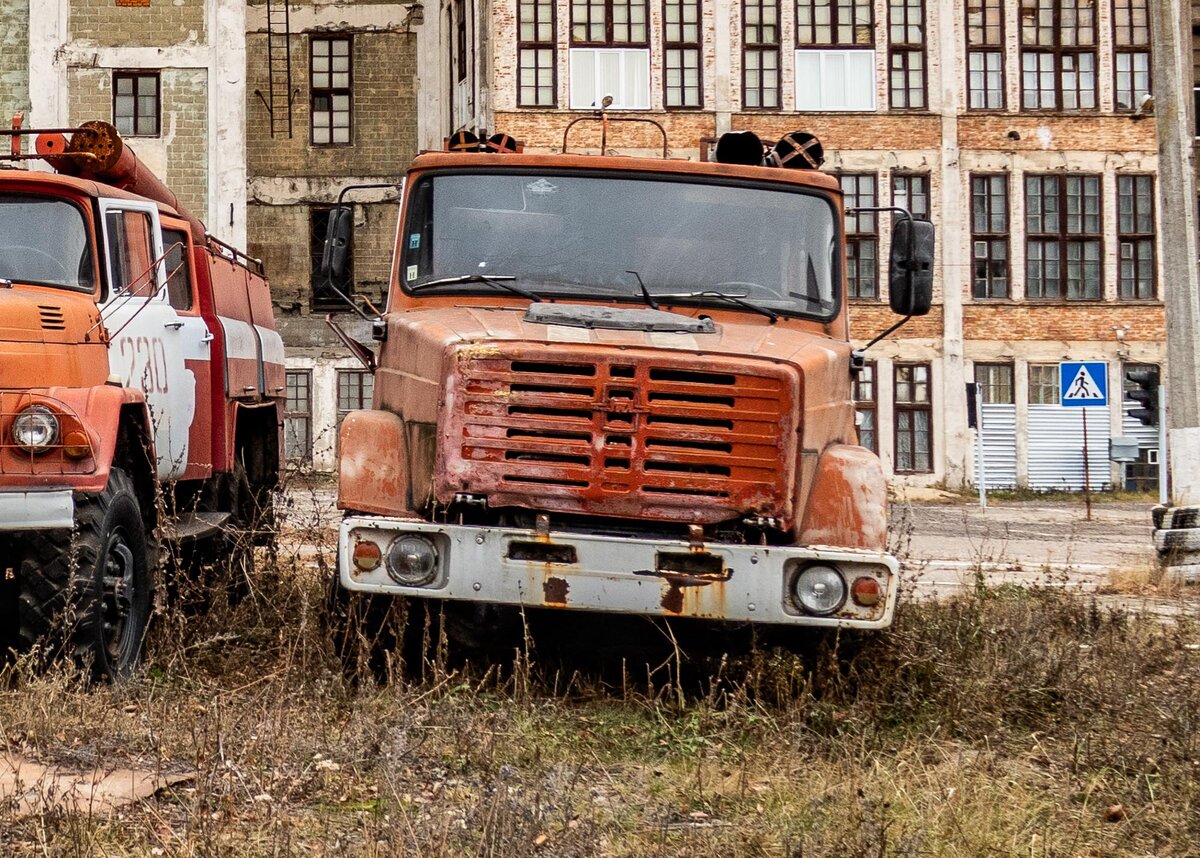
[328,132,932,666]
[0,120,283,679]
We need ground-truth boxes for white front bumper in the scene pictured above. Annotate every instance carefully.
[339,517,899,629]
[0,490,75,531]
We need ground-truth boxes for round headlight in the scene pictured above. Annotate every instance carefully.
[792,564,847,616]
[385,535,438,586]
[12,405,59,452]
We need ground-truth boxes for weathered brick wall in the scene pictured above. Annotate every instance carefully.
[850,304,944,341]
[67,67,209,218]
[963,305,1165,343]
[245,31,418,178]
[0,0,29,114]
[247,200,395,316]
[69,0,206,47]
[958,116,1156,152]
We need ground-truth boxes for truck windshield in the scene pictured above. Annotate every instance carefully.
[0,195,94,291]
[401,172,839,319]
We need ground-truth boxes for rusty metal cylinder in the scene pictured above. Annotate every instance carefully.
[38,120,206,240]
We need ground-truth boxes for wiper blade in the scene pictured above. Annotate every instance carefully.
[411,273,542,302]
[655,291,778,322]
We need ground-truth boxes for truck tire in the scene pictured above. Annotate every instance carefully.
[18,467,152,681]
[326,570,424,683]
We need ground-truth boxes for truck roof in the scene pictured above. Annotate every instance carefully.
[409,151,844,194]
[0,168,183,218]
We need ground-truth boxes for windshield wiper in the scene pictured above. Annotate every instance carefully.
[655,291,778,323]
[411,273,542,302]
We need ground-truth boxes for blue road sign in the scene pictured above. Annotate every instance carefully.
[1060,361,1108,407]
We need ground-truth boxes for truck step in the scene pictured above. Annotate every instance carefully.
[165,512,231,543]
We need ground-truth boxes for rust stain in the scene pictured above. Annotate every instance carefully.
[661,583,684,614]
[543,576,569,605]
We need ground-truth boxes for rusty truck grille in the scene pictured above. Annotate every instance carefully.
[439,349,798,525]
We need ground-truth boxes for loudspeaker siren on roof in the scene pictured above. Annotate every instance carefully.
[712,129,825,170]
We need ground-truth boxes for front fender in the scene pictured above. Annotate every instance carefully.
[798,444,888,552]
[0,385,153,493]
[337,409,413,517]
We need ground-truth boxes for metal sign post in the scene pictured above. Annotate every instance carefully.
[1060,361,1109,521]
[975,384,986,510]
[1159,384,1168,505]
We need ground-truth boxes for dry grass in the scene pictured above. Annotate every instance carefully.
[1,490,1199,856]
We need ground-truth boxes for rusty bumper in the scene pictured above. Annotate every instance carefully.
[0,489,74,530]
[339,517,900,629]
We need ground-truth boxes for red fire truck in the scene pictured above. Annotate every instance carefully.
[0,118,283,679]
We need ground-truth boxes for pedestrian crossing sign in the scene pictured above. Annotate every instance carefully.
[1059,361,1108,407]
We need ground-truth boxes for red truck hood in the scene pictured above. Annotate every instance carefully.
[0,285,108,390]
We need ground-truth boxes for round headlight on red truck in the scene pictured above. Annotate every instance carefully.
[11,405,59,453]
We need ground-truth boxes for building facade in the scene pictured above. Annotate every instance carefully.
[454,0,1182,491]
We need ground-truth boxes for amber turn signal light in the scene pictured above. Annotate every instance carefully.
[352,539,383,572]
[850,576,881,607]
[62,430,91,459]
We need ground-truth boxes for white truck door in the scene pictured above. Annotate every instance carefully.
[97,199,195,481]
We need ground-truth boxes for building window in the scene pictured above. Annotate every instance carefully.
[569,0,650,109]
[337,370,375,432]
[743,0,780,109]
[853,361,877,453]
[519,0,557,106]
[1019,0,1096,111]
[970,173,1009,299]
[1118,174,1156,300]
[889,0,926,109]
[794,0,873,111]
[113,71,160,137]
[1113,0,1150,111]
[664,0,702,107]
[894,363,932,474]
[841,174,878,299]
[311,37,352,145]
[1025,174,1102,300]
[310,207,352,310]
[285,370,313,463]
[892,173,930,220]
[966,0,1004,109]
[975,363,1014,404]
[1029,363,1060,404]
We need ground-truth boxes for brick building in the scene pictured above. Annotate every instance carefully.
[243,0,433,471]
[451,0,1189,491]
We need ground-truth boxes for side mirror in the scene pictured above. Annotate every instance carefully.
[321,206,353,279]
[888,218,934,317]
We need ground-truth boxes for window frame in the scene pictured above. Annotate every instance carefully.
[891,173,930,221]
[161,226,194,311]
[841,173,879,300]
[742,0,781,110]
[1028,363,1060,404]
[965,0,1005,110]
[1117,173,1156,301]
[310,206,353,311]
[663,0,703,108]
[888,0,927,110]
[518,0,558,107]
[970,172,1010,299]
[795,0,873,47]
[571,0,650,45]
[1019,0,1098,112]
[310,35,353,147]
[336,370,376,435]
[852,360,878,453]
[112,71,161,138]
[1112,0,1151,113]
[1024,173,1103,301]
[893,362,933,474]
[974,362,1015,404]
[284,369,314,465]
[567,47,652,109]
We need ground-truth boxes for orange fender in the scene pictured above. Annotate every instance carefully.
[799,444,888,552]
[337,410,413,517]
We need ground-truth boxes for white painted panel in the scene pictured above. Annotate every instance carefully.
[255,325,285,366]
[220,316,258,361]
[978,403,1017,489]
[1028,405,1112,491]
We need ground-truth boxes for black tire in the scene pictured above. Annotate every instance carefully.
[17,467,152,681]
[325,566,433,683]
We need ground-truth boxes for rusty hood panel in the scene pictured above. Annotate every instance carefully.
[0,286,108,390]
[375,302,860,529]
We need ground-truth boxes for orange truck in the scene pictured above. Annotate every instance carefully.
[0,119,283,679]
[325,126,932,666]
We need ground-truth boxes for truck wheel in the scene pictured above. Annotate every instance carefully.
[325,572,417,683]
[18,467,152,681]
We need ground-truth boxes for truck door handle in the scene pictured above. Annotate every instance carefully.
[163,321,184,330]
[200,332,214,343]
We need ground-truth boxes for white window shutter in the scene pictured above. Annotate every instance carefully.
[569,48,650,110]
[794,51,822,110]
[794,49,875,111]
